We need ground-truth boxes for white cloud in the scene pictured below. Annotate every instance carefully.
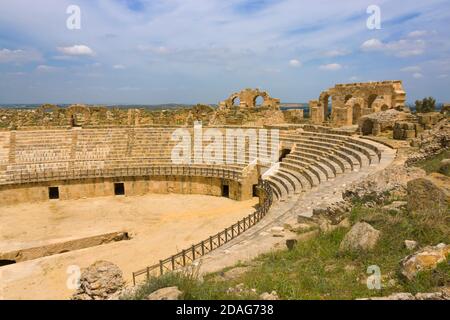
[319,63,342,71]
[0,48,42,63]
[361,38,425,57]
[361,39,384,51]
[437,74,448,79]
[113,64,126,70]
[401,66,421,72]
[57,45,94,56]
[408,30,427,38]
[324,49,350,57]
[412,72,423,79]
[289,59,301,67]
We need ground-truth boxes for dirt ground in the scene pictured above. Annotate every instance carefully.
[0,194,258,300]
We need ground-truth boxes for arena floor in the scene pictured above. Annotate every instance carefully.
[0,194,258,300]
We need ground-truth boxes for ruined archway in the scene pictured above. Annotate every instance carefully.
[361,119,374,135]
[367,94,378,109]
[254,95,264,107]
[352,104,361,125]
[232,96,240,107]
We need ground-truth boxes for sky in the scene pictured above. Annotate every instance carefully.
[0,0,449,104]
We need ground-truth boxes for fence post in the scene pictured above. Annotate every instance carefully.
[182,250,186,266]
[159,260,163,276]
[192,245,196,260]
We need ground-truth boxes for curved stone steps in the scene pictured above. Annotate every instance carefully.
[276,169,302,194]
[287,153,336,179]
[279,163,312,190]
[265,176,288,201]
[290,150,343,175]
[270,174,294,198]
[283,157,328,183]
[278,161,319,187]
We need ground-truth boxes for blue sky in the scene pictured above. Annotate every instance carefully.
[0,0,449,104]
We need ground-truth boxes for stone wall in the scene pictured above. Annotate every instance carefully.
[0,175,249,206]
[310,81,406,127]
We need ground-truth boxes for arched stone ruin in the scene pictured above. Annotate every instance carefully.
[219,88,281,109]
[310,81,406,127]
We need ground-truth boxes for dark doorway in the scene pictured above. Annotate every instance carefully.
[222,184,230,198]
[252,184,259,197]
[0,259,16,267]
[114,183,125,196]
[279,148,291,162]
[48,187,59,200]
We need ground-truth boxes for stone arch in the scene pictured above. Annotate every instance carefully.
[344,95,353,103]
[319,92,331,119]
[231,96,240,107]
[66,105,91,127]
[367,94,378,109]
[254,95,265,107]
[352,103,361,125]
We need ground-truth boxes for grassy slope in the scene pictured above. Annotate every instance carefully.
[127,152,450,300]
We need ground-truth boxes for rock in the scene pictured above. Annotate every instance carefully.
[439,159,450,175]
[72,261,125,300]
[147,286,182,300]
[344,165,426,204]
[259,291,279,300]
[270,226,285,237]
[400,243,450,280]
[221,266,251,280]
[382,201,407,213]
[414,292,448,300]
[407,173,450,214]
[339,222,380,253]
[364,293,415,300]
[404,240,418,250]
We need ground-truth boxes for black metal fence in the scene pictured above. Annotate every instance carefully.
[4,165,242,185]
[131,178,273,285]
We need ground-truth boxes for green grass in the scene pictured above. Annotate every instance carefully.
[129,200,449,300]
[413,149,450,176]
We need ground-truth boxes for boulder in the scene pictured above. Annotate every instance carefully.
[72,261,125,300]
[147,286,183,300]
[400,243,450,280]
[439,159,450,176]
[406,173,450,214]
[339,222,380,253]
[259,291,279,300]
[270,226,285,237]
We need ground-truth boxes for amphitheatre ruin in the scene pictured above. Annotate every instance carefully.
[0,81,448,300]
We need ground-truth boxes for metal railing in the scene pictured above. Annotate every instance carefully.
[131,178,273,285]
[3,165,242,185]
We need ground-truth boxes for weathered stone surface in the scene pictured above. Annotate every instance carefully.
[147,286,182,300]
[382,201,407,214]
[400,243,450,280]
[221,267,251,280]
[72,261,125,300]
[339,222,380,253]
[404,240,418,251]
[360,288,450,300]
[259,291,279,300]
[439,159,450,176]
[270,226,285,237]
[406,173,450,214]
[344,164,426,204]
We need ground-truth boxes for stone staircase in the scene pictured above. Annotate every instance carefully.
[264,130,381,201]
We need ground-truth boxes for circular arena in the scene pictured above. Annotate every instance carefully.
[0,122,388,299]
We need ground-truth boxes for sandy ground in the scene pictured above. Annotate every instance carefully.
[0,194,258,300]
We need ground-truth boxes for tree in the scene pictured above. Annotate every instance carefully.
[415,97,436,113]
